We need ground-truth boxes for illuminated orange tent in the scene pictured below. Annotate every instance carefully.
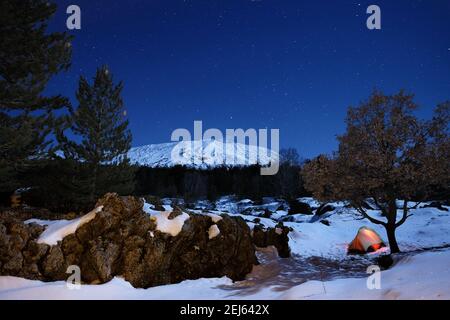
[347,227,386,254]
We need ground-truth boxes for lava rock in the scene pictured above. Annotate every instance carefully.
[41,246,66,280]
[315,204,335,216]
[261,209,272,218]
[1,193,258,289]
[288,200,313,215]
[252,222,291,258]
[376,254,394,270]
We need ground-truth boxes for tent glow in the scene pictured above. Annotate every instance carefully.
[347,226,386,254]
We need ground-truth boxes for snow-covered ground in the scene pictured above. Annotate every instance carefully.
[1,249,449,300]
[284,204,450,258]
[211,197,450,259]
[1,197,449,300]
[279,249,450,300]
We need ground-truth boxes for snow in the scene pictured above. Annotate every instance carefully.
[25,206,104,246]
[1,249,449,300]
[208,224,220,239]
[297,197,321,208]
[127,140,278,169]
[207,197,450,259]
[284,203,450,258]
[280,250,450,300]
[0,276,233,300]
[4,197,450,300]
[143,202,190,237]
[149,211,190,237]
[205,212,223,223]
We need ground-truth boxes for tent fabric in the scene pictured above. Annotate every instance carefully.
[347,226,386,254]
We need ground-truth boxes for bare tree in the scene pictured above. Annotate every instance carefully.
[303,90,449,253]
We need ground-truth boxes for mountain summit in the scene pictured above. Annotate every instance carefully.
[127,140,278,169]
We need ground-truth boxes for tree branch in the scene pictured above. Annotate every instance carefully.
[372,197,388,216]
[396,200,413,227]
[408,201,422,210]
[355,206,387,226]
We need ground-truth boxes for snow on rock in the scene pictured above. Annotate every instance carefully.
[143,202,190,237]
[208,224,220,239]
[206,212,223,223]
[215,196,239,214]
[25,206,104,246]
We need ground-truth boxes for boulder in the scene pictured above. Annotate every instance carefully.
[252,222,291,258]
[315,203,335,216]
[376,254,394,270]
[0,218,48,278]
[261,209,272,218]
[122,214,256,288]
[41,246,66,280]
[0,193,258,289]
[288,200,313,215]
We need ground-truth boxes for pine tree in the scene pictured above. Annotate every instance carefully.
[0,0,72,192]
[62,66,134,205]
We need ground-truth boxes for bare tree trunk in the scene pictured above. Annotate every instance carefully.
[385,198,401,253]
[385,224,400,253]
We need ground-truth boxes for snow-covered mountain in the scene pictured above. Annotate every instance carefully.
[127,140,278,168]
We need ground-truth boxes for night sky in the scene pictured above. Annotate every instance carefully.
[45,0,450,158]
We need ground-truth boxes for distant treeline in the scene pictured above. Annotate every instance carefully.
[134,164,307,202]
[12,161,307,212]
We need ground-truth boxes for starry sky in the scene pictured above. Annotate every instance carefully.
[45,0,450,158]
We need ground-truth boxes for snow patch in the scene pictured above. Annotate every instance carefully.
[143,202,190,237]
[26,206,103,246]
[208,224,220,239]
[206,212,223,223]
